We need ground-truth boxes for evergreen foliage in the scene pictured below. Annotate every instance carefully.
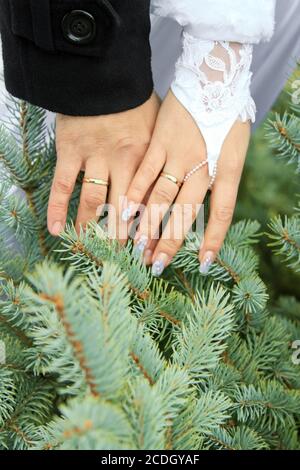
[266,75,300,275]
[0,85,299,450]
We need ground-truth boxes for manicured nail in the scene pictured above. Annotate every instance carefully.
[51,221,63,236]
[121,201,136,222]
[199,251,214,275]
[122,207,132,222]
[134,235,148,257]
[144,249,153,265]
[152,253,169,277]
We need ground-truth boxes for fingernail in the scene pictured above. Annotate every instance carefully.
[51,221,63,236]
[152,253,169,277]
[134,235,148,257]
[144,249,153,265]
[199,251,214,275]
[121,202,134,222]
[121,207,132,222]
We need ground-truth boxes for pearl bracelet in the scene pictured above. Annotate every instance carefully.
[183,158,217,190]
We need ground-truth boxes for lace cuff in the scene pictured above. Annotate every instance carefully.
[171,33,256,176]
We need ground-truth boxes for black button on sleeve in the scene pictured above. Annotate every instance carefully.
[0,0,153,116]
[62,10,96,45]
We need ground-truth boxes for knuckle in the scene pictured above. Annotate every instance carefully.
[115,137,135,152]
[153,186,174,205]
[115,138,147,158]
[116,133,151,154]
[159,238,180,254]
[213,206,234,223]
[129,185,144,202]
[141,162,157,181]
[53,177,74,195]
[83,190,104,210]
[48,200,66,215]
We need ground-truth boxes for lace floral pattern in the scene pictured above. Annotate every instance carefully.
[173,33,256,127]
[171,33,256,176]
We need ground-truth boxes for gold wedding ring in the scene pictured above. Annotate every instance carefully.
[160,172,182,188]
[83,177,109,187]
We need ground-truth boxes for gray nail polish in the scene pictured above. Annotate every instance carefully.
[122,206,132,222]
[152,260,165,277]
[199,251,214,275]
[134,235,148,257]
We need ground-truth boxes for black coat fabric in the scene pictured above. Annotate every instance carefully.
[0,0,153,116]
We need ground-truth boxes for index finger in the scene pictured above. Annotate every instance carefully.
[47,150,82,236]
[121,143,166,222]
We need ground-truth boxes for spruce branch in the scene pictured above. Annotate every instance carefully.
[26,261,135,399]
[231,275,269,322]
[232,381,300,430]
[267,215,300,272]
[274,296,300,322]
[130,325,167,385]
[173,285,235,381]
[204,425,269,450]
[266,111,300,173]
[125,378,168,450]
[0,369,16,428]
[225,220,261,248]
[35,396,133,450]
[0,378,55,450]
[192,390,233,436]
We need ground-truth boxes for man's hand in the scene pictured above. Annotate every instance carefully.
[47,93,160,237]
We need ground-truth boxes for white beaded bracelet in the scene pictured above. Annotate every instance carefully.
[183,158,209,183]
[208,162,218,190]
[183,158,217,190]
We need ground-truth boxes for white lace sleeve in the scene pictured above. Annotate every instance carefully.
[171,34,256,177]
[151,0,277,183]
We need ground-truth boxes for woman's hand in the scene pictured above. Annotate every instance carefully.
[47,93,160,237]
[122,90,251,275]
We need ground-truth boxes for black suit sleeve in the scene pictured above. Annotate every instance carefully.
[0,0,153,116]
